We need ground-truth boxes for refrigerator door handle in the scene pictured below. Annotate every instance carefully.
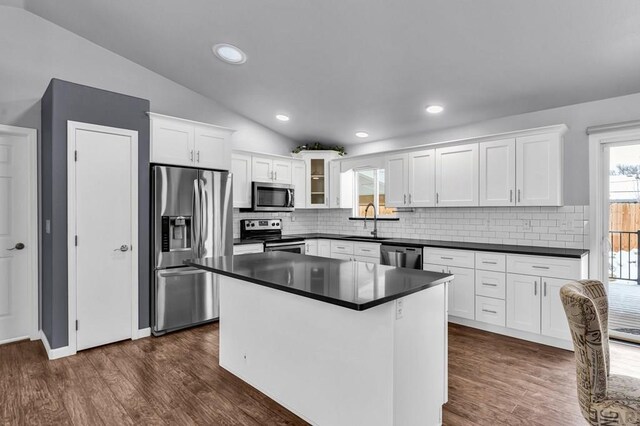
[200,178,207,258]
[192,179,201,257]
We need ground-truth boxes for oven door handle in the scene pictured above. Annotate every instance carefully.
[265,241,305,248]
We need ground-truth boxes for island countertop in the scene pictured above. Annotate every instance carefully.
[185,251,453,311]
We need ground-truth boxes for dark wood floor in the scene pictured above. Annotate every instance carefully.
[2,323,639,426]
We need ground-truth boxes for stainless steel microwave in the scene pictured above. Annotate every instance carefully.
[251,182,295,212]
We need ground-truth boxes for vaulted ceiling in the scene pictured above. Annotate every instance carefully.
[20,0,640,145]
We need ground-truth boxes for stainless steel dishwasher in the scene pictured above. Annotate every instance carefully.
[380,245,423,269]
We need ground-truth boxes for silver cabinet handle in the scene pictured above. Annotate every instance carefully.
[275,171,278,180]
[436,192,439,204]
[361,249,371,252]
[534,280,538,296]
[408,194,412,204]
[7,242,25,251]
[518,189,521,203]
[336,197,339,205]
[544,281,547,297]
[510,189,513,203]
[404,194,407,205]
[532,265,549,270]
[114,244,129,252]
[482,261,497,265]
[482,309,498,314]
[482,282,498,287]
[441,256,453,260]
[190,150,194,162]
[197,151,200,163]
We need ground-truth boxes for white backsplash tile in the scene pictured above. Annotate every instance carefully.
[233,206,590,249]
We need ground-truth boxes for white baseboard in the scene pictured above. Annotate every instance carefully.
[0,335,30,346]
[133,327,151,340]
[40,330,76,360]
[449,317,574,351]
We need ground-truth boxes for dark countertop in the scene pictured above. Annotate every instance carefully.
[233,238,265,246]
[185,252,452,311]
[234,233,588,259]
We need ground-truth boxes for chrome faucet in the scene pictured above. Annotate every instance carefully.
[364,202,378,238]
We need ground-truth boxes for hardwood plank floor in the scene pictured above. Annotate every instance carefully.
[1,323,639,425]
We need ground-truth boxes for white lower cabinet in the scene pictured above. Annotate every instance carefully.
[328,240,380,262]
[475,296,506,327]
[475,269,506,299]
[541,277,572,340]
[233,243,264,255]
[424,260,475,320]
[305,239,318,256]
[317,240,331,258]
[506,273,541,334]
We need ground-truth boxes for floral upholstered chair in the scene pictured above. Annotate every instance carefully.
[561,280,640,425]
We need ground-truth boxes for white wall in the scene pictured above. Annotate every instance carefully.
[346,93,640,206]
[0,6,295,155]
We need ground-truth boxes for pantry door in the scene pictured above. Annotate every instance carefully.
[68,121,138,352]
[0,125,38,345]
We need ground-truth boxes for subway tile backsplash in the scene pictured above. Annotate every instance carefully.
[234,206,590,250]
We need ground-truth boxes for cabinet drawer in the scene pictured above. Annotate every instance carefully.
[475,270,506,299]
[506,255,582,280]
[475,252,506,272]
[475,296,506,327]
[233,243,264,255]
[354,242,380,258]
[331,240,354,255]
[424,248,475,268]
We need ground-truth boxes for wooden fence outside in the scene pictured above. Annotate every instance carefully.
[610,203,640,251]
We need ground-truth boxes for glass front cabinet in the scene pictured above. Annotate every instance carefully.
[294,151,341,209]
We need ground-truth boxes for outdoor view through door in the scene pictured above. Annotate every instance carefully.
[608,144,640,342]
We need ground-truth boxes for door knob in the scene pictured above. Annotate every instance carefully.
[7,242,25,251]
[114,245,129,252]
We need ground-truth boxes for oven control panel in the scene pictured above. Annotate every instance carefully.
[242,219,282,230]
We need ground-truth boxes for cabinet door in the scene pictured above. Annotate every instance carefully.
[408,149,436,207]
[436,143,479,207]
[272,159,292,184]
[506,273,541,334]
[516,133,562,206]
[479,138,516,206]
[385,153,408,207]
[292,160,307,209]
[308,158,328,208]
[317,240,331,258]
[252,156,273,182]
[231,153,252,208]
[194,126,231,170]
[305,240,318,256]
[541,277,571,340]
[331,253,353,261]
[329,162,354,209]
[151,118,194,166]
[447,266,475,320]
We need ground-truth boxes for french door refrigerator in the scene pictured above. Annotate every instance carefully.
[152,165,232,335]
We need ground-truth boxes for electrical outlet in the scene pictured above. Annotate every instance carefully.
[396,299,404,319]
[522,219,532,231]
[290,213,296,222]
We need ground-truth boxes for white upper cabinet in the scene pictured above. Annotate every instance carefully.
[329,161,353,209]
[231,153,252,208]
[292,160,307,209]
[294,151,340,209]
[516,133,563,206]
[435,143,479,207]
[408,149,436,207]
[385,153,409,207]
[479,138,516,206]
[150,113,233,170]
[272,159,292,184]
[252,156,275,182]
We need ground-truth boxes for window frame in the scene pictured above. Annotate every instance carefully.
[352,168,396,218]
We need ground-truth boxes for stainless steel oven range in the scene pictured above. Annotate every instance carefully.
[239,219,305,254]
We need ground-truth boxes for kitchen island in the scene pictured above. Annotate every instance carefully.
[186,252,453,426]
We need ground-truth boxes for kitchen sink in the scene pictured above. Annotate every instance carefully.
[343,236,389,241]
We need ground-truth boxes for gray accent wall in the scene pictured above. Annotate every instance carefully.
[41,79,150,349]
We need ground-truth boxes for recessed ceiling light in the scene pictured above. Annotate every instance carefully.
[276,114,290,122]
[355,132,369,138]
[212,43,247,64]
[426,105,444,114]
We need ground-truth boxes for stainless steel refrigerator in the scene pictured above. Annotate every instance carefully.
[152,165,232,335]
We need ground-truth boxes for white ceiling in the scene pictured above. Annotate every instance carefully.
[22,0,640,145]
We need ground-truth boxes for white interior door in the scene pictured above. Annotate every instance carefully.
[71,123,137,351]
[0,130,36,344]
